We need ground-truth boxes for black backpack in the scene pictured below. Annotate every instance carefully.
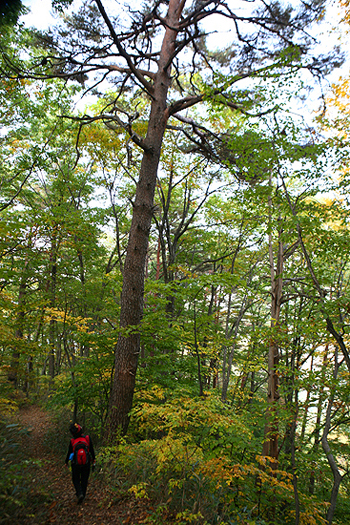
[71,435,90,467]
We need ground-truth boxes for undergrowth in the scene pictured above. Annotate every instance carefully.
[0,417,50,524]
[98,390,328,525]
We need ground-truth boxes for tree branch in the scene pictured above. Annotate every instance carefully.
[94,0,155,95]
[61,112,149,151]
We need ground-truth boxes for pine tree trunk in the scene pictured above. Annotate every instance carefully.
[105,0,186,440]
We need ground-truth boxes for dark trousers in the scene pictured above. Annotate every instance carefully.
[71,464,90,498]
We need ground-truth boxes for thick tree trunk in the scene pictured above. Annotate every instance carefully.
[105,0,186,440]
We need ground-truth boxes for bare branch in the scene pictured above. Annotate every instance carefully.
[94,0,155,95]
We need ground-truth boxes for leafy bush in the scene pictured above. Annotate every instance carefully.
[0,419,48,523]
[98,390,327,525]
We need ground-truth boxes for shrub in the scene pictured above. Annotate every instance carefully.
[99,391,326,524]
[0,419,49,523]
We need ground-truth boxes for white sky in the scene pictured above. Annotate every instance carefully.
[19,0,350,106]
[22,0,56,29]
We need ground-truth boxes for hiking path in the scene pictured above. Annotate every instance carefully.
[15,405,149,525]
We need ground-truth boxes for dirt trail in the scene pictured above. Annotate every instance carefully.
[16,405,148,525]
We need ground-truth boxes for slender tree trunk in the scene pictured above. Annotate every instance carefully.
[300,355,314,441]
[105,0,186,439]
[262,218,283,464]
[322,348,343,525]
[221,298,252,402]
[25,355,33,395]
[249,371,255,405]
[156,236,161,280]
[291,406,300,525]
[261,218,283,525]
[193,302,204,397]
[309,347,328,495]
[221,233,246,400]
[284,335,300,525]
[48,258,57,381]
[8,260,28,385]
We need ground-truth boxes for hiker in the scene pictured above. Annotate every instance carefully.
[65,422,96,504]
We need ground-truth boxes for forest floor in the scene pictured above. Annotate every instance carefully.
[13,405,153,525]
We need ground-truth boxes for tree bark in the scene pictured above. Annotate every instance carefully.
[8,262,28,385]
[262,213,283,465]
[322,348,343,525]
[105,0,186,439]
[309,347,328,494]
[300,355,314,441]
[221,299,250,401]
[48,229,58,382]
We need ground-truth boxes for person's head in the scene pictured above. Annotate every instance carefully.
[69,422,83,437]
